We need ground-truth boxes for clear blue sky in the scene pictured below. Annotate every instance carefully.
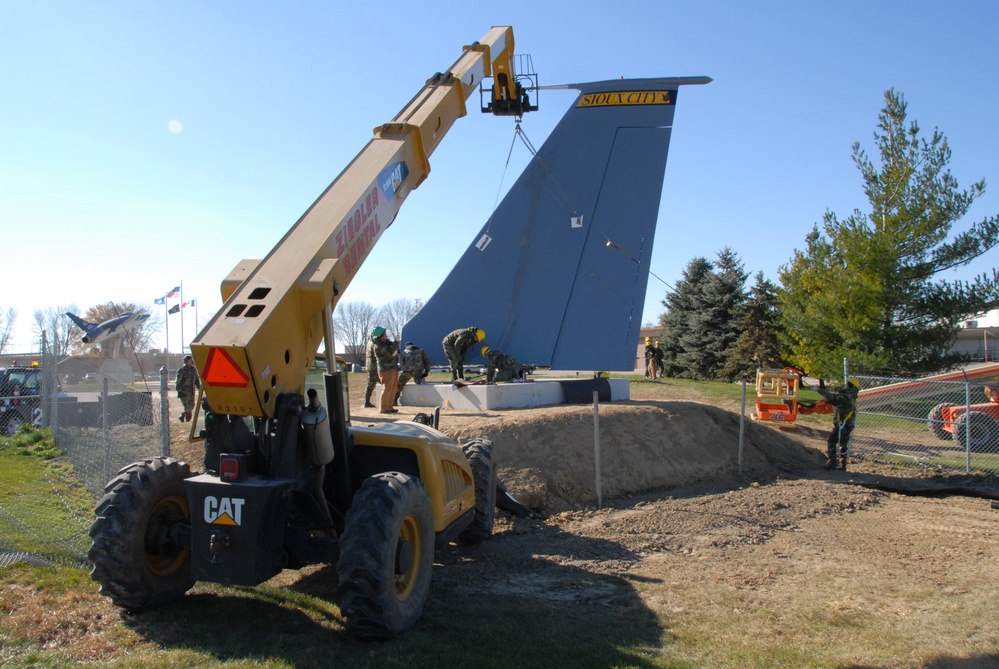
[3,1,997,353]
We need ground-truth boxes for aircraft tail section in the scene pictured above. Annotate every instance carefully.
[402,76,709,370]
[64,312,95,334]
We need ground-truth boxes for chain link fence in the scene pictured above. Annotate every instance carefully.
[5,345,999,570]
[851,371,999,476]
[0,343,176,569]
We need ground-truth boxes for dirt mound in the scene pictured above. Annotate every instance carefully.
[440,400,826,513]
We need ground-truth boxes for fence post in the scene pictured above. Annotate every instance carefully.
[739,380,746,475]
[102,376,111,484]
[964,371,972,473]
[41,332,60,440]
[160,367,170,457]
[593,390,602,510]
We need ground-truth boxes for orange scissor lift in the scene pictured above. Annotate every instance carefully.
[753,367,833,426]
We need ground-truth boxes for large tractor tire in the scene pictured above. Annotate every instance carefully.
[953,411,999,454]
[337,472,434,640]
[927,403,956,441]
[458,438,496,543]
[88,457,195,611]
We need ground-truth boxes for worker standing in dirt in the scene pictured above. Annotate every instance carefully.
[396,341,431,404]
[363,331,379,408]
[817,378,859,470]
[442,327,485,381]
[176,355,200,422]
[372,327,400,414]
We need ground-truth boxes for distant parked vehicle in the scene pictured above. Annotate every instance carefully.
[0,363,43,435]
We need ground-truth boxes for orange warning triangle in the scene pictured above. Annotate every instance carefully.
[204,348,250,388]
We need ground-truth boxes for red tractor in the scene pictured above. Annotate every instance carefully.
[927,386,999,453]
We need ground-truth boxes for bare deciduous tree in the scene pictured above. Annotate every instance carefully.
[333,301,378,363]
[33,304,79,357]
[378,298,421,342]
[0,307,16,353]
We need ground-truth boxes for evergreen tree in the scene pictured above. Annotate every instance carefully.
[688,248,747,379]
[779,89,999,377]
[660,249,748,380]
[722,271,784,380]
[660,257,712,378]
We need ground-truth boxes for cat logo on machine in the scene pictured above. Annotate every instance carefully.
[204,496,245,526]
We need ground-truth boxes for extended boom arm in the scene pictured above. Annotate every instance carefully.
[191,26,534,419]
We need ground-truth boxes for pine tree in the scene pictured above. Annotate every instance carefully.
[779,89,999,377]
[722,271,784,380]
[660,257,712,378]
[660,249,748,380]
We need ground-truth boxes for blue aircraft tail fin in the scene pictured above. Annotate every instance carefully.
[64,312,95,334]
[402,76,709,371]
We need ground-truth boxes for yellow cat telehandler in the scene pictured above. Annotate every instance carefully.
[88,26,537,640]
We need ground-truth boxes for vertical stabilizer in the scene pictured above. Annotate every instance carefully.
[402,76,709,371]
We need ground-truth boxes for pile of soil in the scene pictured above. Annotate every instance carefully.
[440,400,824,513]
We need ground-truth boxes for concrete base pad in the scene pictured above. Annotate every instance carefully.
[398,378,630,410]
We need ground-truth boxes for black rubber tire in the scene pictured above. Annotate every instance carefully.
[337,472,434,640]
[927,403,956,441]
[458,438,496,543]
[88,457,195,611]
[953,411,999,454]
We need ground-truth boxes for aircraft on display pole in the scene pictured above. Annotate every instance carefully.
[65,310,151,345]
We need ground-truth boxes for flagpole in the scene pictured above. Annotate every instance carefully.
[180,280,185,354]
[164,295,169,357]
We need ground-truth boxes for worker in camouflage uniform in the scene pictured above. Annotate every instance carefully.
[396,341,431,404]
[363,333,378,408]
[817,378,859,471]
[371,326,399,414]
[442,326,485,381]
[482,346,526,383]
[175,354,201,422]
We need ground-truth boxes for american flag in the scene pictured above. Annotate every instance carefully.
[166,286,180,298]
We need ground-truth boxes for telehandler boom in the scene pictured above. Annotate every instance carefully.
[88,26,537,640]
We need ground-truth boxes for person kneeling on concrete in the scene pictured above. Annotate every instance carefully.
[482,346,528,384]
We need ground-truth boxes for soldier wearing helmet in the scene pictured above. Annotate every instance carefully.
[371,326,400,414]
[817,378,860,470]
[481,345,526,383]
[442,327,485,381]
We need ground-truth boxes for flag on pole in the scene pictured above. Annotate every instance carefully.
[168,304,180,314]
[166,286,180,298]
[154,296,165,305]
[183,299,196,308]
